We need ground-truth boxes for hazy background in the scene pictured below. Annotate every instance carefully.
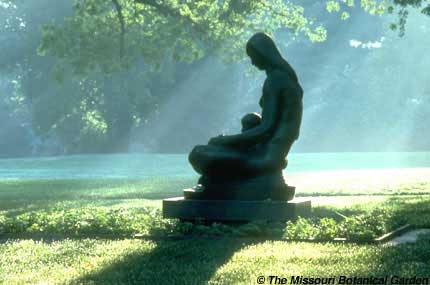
[1,1,429,158]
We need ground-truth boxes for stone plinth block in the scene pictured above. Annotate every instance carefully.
[162,197,311,222]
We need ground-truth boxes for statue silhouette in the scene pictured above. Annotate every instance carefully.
[187,32,303,201]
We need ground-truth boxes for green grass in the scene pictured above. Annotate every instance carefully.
[0,177,194,213]
[0,176,430,284]
[1,237,430,284]
[1,177,428,215]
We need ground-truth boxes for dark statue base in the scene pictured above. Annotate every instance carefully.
[184,171,295,201]
[163,173,311,222]
[183,185,295,201]
[162,197,311,222]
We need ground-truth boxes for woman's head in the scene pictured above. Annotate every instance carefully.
[246,32,298,82]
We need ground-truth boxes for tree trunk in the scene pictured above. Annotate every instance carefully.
[103,73,132,153]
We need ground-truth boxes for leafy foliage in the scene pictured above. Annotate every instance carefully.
[1,195,428,241]
[325,0,430,36]
[38,0,327,75]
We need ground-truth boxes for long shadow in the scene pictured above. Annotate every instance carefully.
[69,237,255,285]
[346,236,430,278]
[68,230,430,284]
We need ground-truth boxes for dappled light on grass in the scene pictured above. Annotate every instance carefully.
[1,195,430,242]
[70,239,247,285]
[310,196,388,207]
[0,177,194,216]
[2,209,430,284]
[0,239,157,285]
[0,168,428,216]
[0,169,429,240]
[207,240,430,284]
[286,168,430,195]
[0,170,428,283]
[0,169,428,284]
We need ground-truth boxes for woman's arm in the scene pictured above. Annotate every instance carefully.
[210,78,281,148]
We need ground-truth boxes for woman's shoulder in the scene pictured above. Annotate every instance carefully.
[267,70,297,83]
[266,69,285,81]
[266,70,302,94]
[265,70,285,88]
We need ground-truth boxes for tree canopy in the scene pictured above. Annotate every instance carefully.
[38,0,328,76]
[37,0,430,75]
[0,0,429,155]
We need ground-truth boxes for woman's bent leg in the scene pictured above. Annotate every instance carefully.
[188,144,245,177]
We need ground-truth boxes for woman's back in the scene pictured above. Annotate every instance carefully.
[262,70,303,159]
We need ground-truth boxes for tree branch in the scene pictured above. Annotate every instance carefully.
[112,0,125,61]
[133,0,206,35]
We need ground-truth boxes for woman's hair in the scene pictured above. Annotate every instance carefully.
[246,32,298,83]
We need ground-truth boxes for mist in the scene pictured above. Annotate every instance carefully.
[134,7,430,154]
[0,2,429,158]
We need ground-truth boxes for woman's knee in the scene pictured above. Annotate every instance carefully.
[189,145,205,163]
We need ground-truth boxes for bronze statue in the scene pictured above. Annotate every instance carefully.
[186,32,303,201]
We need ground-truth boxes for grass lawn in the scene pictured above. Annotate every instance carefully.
[0,170,430,284]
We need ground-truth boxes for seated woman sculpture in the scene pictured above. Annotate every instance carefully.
[187,32,303,200]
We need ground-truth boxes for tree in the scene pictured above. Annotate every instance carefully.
[0,1,77,155]
[35,0,328,153]
[2,0,429,155]
[38,0,327,75]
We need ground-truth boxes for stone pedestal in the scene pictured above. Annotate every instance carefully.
[162,197,311,222]
[183,171,295,201]
[183,185,295,201]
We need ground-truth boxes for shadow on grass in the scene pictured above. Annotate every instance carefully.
[68,235,430,284]
[69,238,254,285]
[347,238,430,278]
